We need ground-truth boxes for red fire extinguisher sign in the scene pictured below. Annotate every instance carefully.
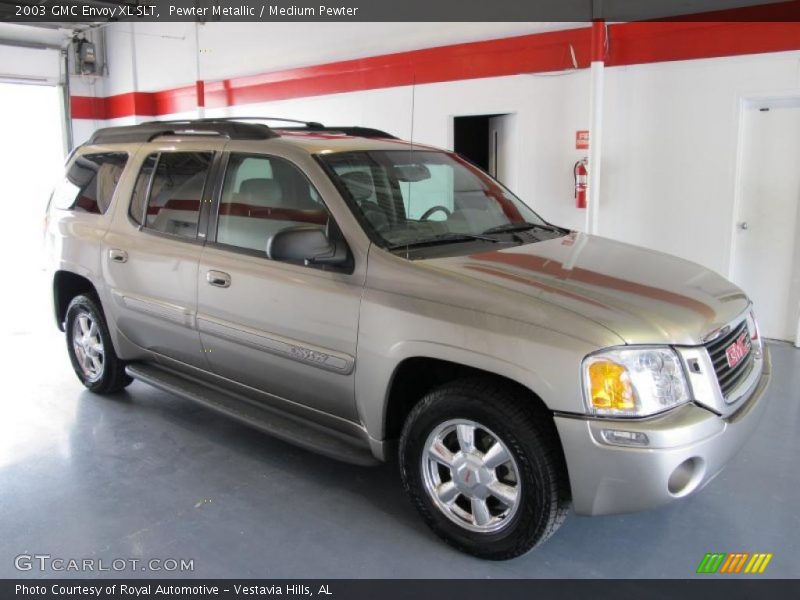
[576,130,590,150]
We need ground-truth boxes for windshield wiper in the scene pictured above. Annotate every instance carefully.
[481,222,561,235]
[388,232,499,250]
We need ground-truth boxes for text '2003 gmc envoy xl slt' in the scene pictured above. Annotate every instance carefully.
[45,118,771,560]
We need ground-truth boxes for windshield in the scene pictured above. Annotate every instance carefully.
[320,150,551,248]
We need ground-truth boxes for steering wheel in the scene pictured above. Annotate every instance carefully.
[419,205,452,221]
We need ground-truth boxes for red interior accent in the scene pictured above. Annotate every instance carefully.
[74,196,99,213]
[146,199,327,225]
[218,203,328,224]
[146,199,200,215]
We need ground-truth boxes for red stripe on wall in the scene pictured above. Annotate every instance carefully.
[606,20,800,66]
[195,80,205,108]
[70,19,800,120]
[659,0,800,21]
[70,96,106,120]
[71,91,156,119]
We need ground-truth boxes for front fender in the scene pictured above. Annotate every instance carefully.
[354,288,600,444]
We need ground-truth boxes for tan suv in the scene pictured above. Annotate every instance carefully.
[46,118,771,559]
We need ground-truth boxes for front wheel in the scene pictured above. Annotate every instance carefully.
[65,294,132,394]
[399,379,570,560]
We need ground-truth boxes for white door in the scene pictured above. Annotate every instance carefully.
[488,114,516,188]
[732,101,800,343]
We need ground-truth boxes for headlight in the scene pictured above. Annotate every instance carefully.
[582,347,690,417]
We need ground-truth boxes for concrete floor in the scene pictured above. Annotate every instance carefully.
[1,278,798,579]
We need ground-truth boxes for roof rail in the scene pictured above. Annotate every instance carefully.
[213,116,326,129]
[88,120,277,145]
[276,126,398,139]
[87,118,397,145]
[164,117,397,138]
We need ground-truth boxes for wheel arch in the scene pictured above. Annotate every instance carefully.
[381,348,557,445]
[53,270,99,331]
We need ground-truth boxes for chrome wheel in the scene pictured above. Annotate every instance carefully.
[71,312,104,382]
[421,419,521,533]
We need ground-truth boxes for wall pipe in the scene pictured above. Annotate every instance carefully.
[585,18,606,235]
[195,21,205,118]
[60,48,74,153]
[129,22,140,123]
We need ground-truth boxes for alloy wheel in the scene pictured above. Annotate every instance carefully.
[71,312,105,382]
[421,419,521,533]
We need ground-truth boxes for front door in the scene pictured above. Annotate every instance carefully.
[196,152,362,420]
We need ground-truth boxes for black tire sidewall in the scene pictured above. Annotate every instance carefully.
[400,384,562,559]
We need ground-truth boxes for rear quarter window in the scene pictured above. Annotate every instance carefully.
[52,152,129,214]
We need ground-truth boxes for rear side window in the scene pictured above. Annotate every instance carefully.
[129,152,212,239]
[52,152,128,214]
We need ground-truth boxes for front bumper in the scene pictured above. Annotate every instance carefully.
[554,347,772,516]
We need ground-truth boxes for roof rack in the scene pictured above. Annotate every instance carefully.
[89,120,277,145]
[185,117,397,139]
[87,117,397,145]
[217,116,326,129]
[276,126,398,139]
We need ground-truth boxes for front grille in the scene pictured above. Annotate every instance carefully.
[705,318,755,398]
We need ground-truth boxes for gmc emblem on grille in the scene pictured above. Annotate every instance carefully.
[725,333,751,369]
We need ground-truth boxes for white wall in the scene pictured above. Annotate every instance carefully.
[77,23,800,278]
[602,52,800,275]
[98,22,577,93]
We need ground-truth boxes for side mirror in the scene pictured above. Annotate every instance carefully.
[266,225,349,266]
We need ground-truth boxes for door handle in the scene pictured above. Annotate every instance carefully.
[109,249,128,263]
[738,221,749,230]
[207,270,231,288]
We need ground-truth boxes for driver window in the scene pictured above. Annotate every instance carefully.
[216,154,330,255]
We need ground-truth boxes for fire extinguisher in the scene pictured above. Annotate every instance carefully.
[574,158,588,209]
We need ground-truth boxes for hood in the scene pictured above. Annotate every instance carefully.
[423,232,749,346]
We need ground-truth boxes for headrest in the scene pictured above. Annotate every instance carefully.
[339,171,374,203]
[240,178,283,206]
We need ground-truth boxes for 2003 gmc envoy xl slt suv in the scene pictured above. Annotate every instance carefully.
[45,118,771,560]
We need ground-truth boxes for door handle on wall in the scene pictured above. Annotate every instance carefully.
[207,270,231,288]
[109,249,128,263]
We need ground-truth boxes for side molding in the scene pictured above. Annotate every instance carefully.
[197,314,355,375]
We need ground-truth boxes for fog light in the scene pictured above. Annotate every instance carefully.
[600,429,650,447]
[668,457,704,496]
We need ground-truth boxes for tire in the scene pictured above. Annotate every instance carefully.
[399,378,570,560]
[65,294,132,394]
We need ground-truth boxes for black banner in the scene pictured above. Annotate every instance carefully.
[1,0,799,23]
[4,579,800,600]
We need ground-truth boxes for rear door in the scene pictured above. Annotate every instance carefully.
[103,141,223,368]
[196,151,363,420]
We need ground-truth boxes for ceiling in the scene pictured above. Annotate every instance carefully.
[0,22,83,49]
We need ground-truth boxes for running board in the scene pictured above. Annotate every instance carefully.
[125,363,378,466]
